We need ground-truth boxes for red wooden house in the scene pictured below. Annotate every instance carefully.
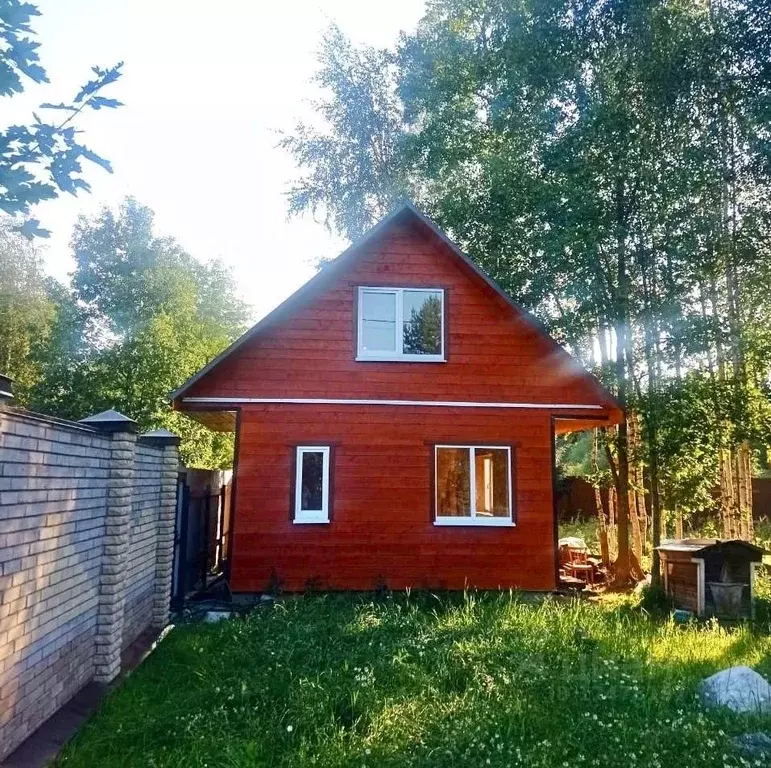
[172,202,622,593]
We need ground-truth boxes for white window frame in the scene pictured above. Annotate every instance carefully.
[434,445,514,527]
[294,446,330,524]
[356,286,445,362]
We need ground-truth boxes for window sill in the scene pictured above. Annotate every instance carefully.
[355,355,446,363]
[434,518,515,527]
[293,518,330,525]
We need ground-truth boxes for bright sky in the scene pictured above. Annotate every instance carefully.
[15,0,425,320]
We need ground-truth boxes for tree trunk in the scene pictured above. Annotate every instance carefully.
[629,551,647,583]
[740,441,754,540]
[733,441,753,541]
[612,170,632,586]
[639,292,663,585]
[614,425,632,585]
[649,454,663,586]
[716,73,750,546]
[596,487,611,569]
[629,490,643,566]
[627,411,644,566]
[608,484,618,561]
[720,448,738,538]
[592,430,611,569]
[635,455,647,557]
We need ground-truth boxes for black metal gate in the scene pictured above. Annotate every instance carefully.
[171,469,232,606]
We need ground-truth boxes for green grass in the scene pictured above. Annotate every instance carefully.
[559,517,601,550]
[755,517,771,555]
[57,593,771,768]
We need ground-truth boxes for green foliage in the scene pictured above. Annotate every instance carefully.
[637,584,674,616]
[560,517,601,551]
[653,374,725,520]
[753,562,771,625]
[284,0,771,536]
[19,198,250,468]
[402,295,442,355]
[57,594,771,767]
[0,219,54,398]
[556,431,610,483]
[279,24,405,239]
[753,518,771,555]
[0,1,123,235]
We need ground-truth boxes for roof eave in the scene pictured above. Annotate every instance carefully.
[170,203,416,402]
[171,200,622,415]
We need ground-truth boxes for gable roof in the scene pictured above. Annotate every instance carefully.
[172,200,620,412]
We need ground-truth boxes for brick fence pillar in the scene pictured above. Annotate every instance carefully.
[140,429,180,628]
[80,409,139,684]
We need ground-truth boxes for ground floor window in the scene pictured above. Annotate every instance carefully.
[294,446,330,523]
[434,445,513,526]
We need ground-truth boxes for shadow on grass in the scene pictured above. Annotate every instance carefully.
[54,591,771,768]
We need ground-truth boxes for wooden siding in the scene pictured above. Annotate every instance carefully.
[180,219,621,591]
[231,405,556,592]
[183,222,618,414]
[662,550,701,613]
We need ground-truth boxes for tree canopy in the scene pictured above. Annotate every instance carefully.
[2,199,250,468]
[283,0,771,582]
[0,2,244,469]
[0,0,122,236]
[0,222,54,394]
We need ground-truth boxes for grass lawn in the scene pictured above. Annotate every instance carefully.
[56,593,771,768]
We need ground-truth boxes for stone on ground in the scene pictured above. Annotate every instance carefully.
[699,666,771,713]
[204,610,233,623]
[732,732,771,758]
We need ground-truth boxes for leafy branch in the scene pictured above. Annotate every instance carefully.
[0,1,124,236]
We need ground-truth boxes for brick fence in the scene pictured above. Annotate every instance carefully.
[0,379,179,760]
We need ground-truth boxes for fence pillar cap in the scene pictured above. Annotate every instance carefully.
[139,427,181,446]
[79,409,139,433]
[0,373,13,405]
